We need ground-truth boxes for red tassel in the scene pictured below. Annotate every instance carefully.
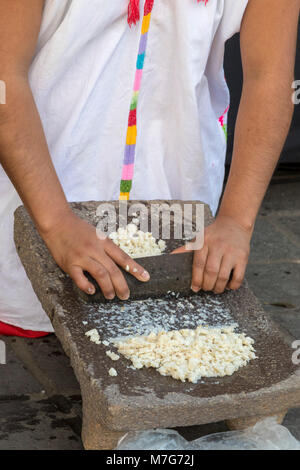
[127,0,208,27]
[128,0,140,26]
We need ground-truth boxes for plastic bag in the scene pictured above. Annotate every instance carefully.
[117,418,300,450]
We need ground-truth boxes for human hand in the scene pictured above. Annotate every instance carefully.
[172,215,252,294]
[39,212,150,300]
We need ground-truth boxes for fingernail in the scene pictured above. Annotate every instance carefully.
[141,270,150,281]
[87,287,95,295]
[191,285,200,293]
[106,293,115,300]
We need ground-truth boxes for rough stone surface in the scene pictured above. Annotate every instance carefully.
[260,181,300,214]
[6,335,80,396]
[0,394,83,450]
[14,200,300,449]
[0,335,82,450]
[226,410,288,431]
[0,337,42,396]
[246,263,300,312]
[250,218,300,263]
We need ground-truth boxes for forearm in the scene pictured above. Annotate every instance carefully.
[219,0,299,233]
[218,75,294,231]
[0,74,72,233]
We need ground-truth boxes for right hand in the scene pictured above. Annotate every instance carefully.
[39,211,150,300]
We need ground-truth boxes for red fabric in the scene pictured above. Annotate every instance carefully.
[0,320,51,338]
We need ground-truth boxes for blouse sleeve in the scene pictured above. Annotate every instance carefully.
[218,0,249,40]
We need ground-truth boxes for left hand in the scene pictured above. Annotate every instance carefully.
[172,215,252,294]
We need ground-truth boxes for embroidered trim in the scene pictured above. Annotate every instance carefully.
[120,0,210,200]
[219,105,229,140]
[120,0,155,200]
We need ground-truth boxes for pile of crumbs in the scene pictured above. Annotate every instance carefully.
[113,325,256,383]
[109,223,166,258]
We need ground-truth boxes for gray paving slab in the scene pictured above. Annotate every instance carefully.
[246,262,300,310]
[278,217,300,242]
[260,182,300,214]
[266,309,300,341]
[0,337,42,397]
[250,218,300,262]
[8,335,80,396]
[0,395,83,450]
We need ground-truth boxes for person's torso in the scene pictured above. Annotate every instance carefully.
[27,0,248,214]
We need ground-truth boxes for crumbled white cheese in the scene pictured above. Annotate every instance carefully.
[109,367,118,377]
[102,340,110,346]
[114,325,256,383]
[106,350,120,361]
[85,328,101,345]
[109,224,166,258]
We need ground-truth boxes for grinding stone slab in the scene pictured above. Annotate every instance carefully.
[14,201,300,433]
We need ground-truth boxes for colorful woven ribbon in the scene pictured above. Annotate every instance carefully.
[120,0,210,201]
[119,0,155,200]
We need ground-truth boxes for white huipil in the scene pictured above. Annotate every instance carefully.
[0,0,248,332]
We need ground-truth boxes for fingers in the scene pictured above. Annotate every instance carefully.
[171,245,192,254]
[84,259,116,300]
[99,254,130,300]
[104,239,150,282]
[191,245,208,293]
[201,249,223,292]
[69,265,97,296]
[71,238,152,301]
[71,256,131,301]
[227,262,247,291]
[193,254,246,294]
[213,257,233,294]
